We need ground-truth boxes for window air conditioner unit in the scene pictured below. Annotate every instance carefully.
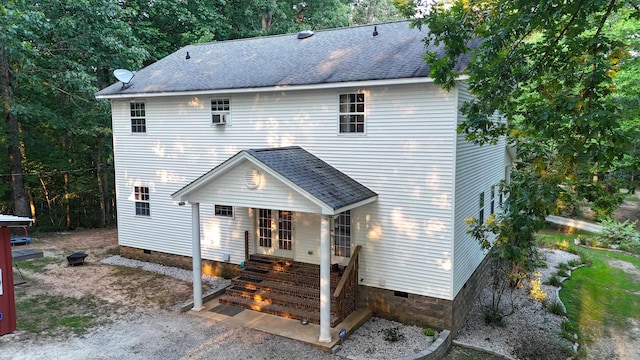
[212,113,228,125]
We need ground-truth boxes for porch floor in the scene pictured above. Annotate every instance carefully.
[189,295,372,352]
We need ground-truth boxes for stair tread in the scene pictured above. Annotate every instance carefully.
[218,295,340,325]
[226,287,319,306]
[233,278,321,293]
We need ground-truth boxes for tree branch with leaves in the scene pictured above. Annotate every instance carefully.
[401,0,640,322]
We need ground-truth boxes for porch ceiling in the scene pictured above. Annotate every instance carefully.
[171,146,377,215]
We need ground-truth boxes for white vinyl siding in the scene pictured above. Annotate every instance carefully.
[111,82,459,299]
[452,81,506,297]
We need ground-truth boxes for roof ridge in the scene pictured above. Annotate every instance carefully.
[187,20,413,48]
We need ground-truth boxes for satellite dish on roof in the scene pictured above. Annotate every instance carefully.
[297,30,314,39]
[113,69,135,88]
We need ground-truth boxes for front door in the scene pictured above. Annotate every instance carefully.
[256,209,294,258]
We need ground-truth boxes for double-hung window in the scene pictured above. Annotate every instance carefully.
[339,93,365,133]
[334,210,351,257]
[134,186,150,216]
[130,102,146,133]
[211,99,230,125]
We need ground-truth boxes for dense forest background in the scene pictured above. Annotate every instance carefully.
[1,0,403,231]
[2,0,639,233]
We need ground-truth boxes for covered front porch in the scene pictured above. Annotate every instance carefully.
[172,146,377,342]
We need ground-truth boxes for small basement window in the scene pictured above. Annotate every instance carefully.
[393,291,409,298]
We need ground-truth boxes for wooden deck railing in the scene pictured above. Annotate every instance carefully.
[332,245,361,323]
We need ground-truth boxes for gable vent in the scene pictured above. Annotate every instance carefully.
[245,169,262,189]
[297,30,314,39]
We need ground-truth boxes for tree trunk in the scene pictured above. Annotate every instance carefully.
[96,146,106,227]
[261,11,273,32]
[1,47,30,217]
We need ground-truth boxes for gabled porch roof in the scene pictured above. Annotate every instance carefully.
[171,146,377,215]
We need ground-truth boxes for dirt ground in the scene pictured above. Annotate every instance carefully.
[11,228,198,312]
[612,198,640,231]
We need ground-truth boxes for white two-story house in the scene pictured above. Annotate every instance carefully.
[96,21,510,342]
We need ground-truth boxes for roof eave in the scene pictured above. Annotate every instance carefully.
[332,195,378,216]
[96,75,470,100]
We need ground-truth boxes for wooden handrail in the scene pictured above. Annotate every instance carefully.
[333,245,361,297]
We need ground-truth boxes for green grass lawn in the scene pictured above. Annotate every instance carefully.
[536,228,640,355]
[561,248,640,339]
[15,291,109,335]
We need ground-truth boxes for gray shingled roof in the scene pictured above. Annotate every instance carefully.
[97,21,472,97]
[248,146,377,211]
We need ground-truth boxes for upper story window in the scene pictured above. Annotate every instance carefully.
[134,186,150,216]
[130,102,146,133]
[211,98,230,125]
[214,205,233,218]
[339,93,365,134]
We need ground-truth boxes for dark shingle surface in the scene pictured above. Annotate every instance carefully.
[247,146,377,211]
[97,21,472,97]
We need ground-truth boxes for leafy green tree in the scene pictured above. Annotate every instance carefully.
[350,0,404,25]
[2,0,145,227]
[1,1,44,217]
[219,0,351,40]
[400,0,640,321]
[120,0,226,63]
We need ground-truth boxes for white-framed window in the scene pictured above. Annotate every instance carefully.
[479,192,485,224]
[211,98,230,125]
[339,93,365,134]
[134,186,150,216]
[490,185,495,215]
[258,209,272,248]
[130,101,146,133]
[334,210,351,257]
[214,205,233,218]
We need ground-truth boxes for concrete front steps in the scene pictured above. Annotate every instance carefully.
[218,255,343,326]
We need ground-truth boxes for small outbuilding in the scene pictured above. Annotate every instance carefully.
[0,214,33,336]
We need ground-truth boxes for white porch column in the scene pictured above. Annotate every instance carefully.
[191,202,205,311]
[319,215,332,342]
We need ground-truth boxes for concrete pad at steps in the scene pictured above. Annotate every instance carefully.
[189,296,372,352]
